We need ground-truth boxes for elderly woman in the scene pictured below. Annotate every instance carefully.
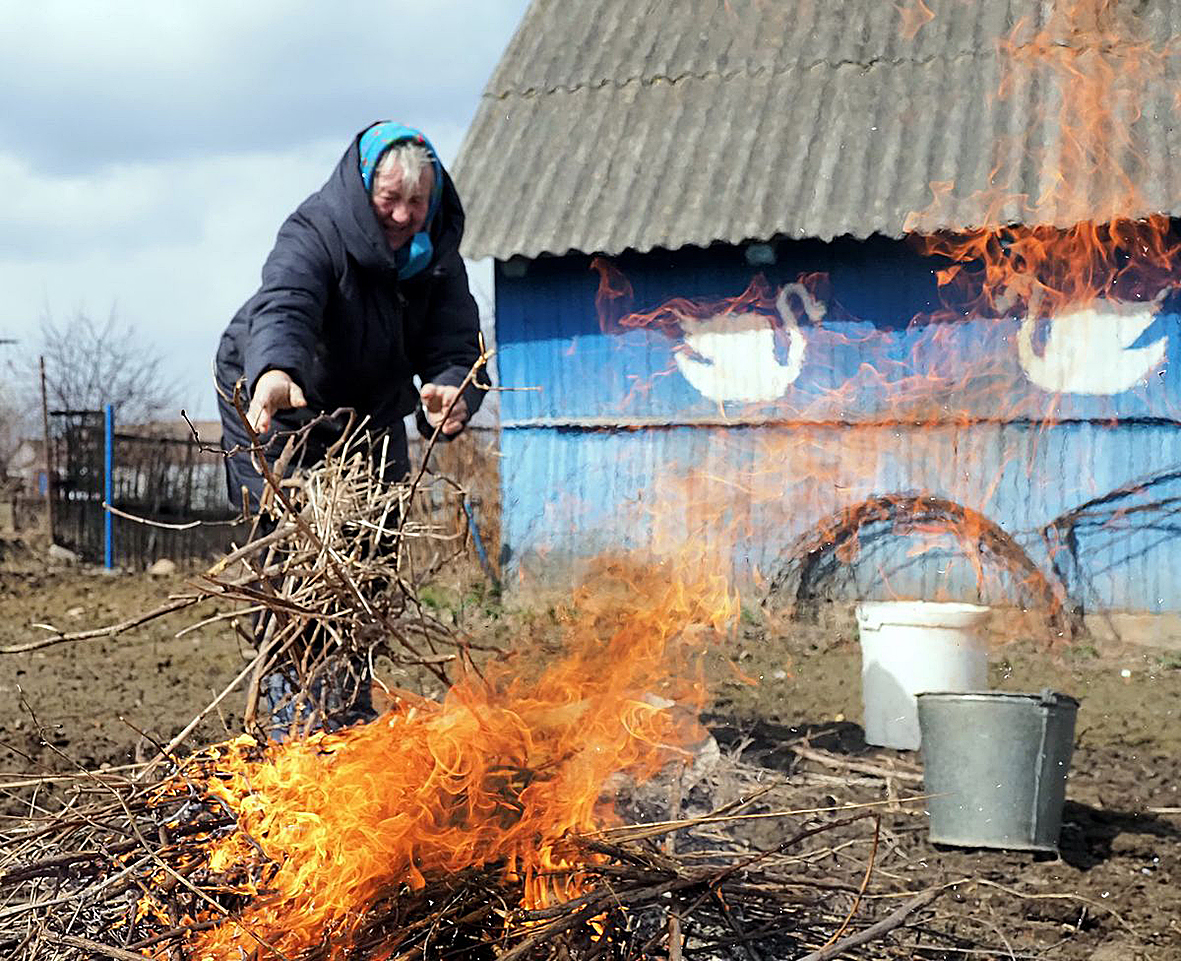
[214,122,486,736]
[215,121,486,509]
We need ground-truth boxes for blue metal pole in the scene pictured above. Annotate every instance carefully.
[104,404,114,570]
[462,496,499,590]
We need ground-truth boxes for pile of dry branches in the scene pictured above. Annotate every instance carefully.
[202,413,492,740]
[0,738,948,960]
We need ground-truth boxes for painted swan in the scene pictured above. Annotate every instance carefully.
[1017,294,1168,396]
[674,282,819,403]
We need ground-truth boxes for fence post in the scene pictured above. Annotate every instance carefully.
[104,404,114,570]
[39,357,55,541]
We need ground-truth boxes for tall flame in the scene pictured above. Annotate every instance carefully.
[168,5,1181,952]
[178,558,736,959]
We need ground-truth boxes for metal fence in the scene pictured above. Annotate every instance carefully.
[49,410,244,569]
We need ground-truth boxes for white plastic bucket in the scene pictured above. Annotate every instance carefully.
[855,601,990,750]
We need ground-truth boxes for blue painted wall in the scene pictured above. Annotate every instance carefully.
[494,238,1181,613]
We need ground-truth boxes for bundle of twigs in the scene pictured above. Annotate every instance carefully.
[196,412,493,739]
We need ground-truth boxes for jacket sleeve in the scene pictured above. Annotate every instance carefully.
[243,212,335,394]
[411,247,489,419]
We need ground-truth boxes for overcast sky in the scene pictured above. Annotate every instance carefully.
[0,0,530,420]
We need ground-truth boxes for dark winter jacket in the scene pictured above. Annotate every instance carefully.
[215,131,485,438]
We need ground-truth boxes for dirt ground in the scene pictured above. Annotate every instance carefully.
[1,542,1178,959]
[701,610,1181,960]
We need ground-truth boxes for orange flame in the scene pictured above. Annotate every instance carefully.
[175,558,735,959]
[591,259,784,337]
[896,0,934,41]
[135,5,1181,954]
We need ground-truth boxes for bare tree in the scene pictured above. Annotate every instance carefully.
[0,385,24,483]
[0,344,30,483]
[38,308,180,425]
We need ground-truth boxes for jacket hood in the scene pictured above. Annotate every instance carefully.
[306,129,465,275]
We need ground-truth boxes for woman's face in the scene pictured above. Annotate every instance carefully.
[370,162,433,250]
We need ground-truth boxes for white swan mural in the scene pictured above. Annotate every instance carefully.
[1017,294,1168,395]
[674,283,819,403]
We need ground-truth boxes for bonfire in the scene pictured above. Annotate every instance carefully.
[0,412,951,960]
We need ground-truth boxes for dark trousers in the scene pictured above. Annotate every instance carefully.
[261,656,377,742]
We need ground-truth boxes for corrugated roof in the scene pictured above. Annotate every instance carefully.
[453,0,1181,259]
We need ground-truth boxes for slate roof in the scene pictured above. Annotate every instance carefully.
[453,0,1181,259]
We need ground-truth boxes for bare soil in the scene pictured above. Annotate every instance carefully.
[701,610,1181,959]
[1,545,1178,958]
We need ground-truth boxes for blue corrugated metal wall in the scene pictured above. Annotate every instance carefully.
[494,239,1181,613]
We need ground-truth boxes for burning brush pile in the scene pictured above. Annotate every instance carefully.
[1,424,941,960]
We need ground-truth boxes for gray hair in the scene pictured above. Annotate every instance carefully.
[374,140,434,195]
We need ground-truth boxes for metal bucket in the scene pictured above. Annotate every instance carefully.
[916,690,1079,852]
[855,601,990,750]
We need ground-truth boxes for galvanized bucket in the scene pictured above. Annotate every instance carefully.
[916,690,1079,852]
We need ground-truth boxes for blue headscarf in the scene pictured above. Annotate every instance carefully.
[358,122,443,279]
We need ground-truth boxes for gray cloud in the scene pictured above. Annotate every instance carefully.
[0,0,528,172]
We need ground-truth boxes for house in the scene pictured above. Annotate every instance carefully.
[453,0,1181,634]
